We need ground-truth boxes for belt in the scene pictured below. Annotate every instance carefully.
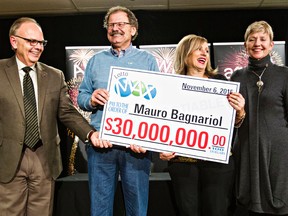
[23,140,43,152]
[170,156,199,163]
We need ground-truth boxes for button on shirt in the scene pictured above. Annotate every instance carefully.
[111,46,128,58]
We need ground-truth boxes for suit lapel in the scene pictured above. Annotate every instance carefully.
[5,57,25,117]
[36,63,48,123]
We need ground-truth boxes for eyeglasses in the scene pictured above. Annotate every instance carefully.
[106,22,131,29]
[14,35,48,47]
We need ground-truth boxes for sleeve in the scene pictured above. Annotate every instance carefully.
[148,54,160,72]
[77,57,97,112]
[57,70,93,141]
[214,73,228,81]
[282,68,288,117]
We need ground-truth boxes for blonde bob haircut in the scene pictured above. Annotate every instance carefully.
[244,20,274,42]
[174,34,217,77]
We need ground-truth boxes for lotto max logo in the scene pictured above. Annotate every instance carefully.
[114,77,157,100]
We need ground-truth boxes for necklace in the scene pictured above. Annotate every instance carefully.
[250,64,268,93]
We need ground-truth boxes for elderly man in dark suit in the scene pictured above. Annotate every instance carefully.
[0,17,109,216]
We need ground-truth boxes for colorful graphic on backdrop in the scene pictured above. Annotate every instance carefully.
[213,41,285,79]
[139,44,177,73]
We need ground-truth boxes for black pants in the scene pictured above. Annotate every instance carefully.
[168,156,235,216]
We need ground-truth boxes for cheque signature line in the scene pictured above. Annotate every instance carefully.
[129,113,228,130]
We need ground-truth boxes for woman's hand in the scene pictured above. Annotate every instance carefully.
[129,144,147,153]
[159,152,176,161]
[227,92,246,127]
[227,92,245,117]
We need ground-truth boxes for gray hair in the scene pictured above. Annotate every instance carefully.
[103,6,138,41]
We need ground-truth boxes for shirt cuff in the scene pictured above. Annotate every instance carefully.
[85,129,96,142]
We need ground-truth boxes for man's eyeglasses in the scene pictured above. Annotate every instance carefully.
[14,35,48,47]
[106,22,131,29]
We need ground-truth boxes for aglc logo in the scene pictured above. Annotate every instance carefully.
[114,77,157,100]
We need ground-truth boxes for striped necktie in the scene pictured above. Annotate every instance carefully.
[23,66,40,148]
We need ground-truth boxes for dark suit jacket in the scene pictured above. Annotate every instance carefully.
[0,56,93,183]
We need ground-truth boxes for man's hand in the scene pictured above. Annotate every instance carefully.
[90,131,112,148]
[90,89,109,107]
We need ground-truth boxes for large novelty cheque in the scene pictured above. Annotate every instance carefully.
[100,67,239,164]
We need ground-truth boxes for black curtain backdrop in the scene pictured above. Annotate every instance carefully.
[1,8,287,176]
[0,9,288,73]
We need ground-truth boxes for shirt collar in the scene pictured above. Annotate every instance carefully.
[16,57,36,72]
[110,43,133,57]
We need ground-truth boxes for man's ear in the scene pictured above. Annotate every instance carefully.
[10,36,17,50]
[131,26,136,37]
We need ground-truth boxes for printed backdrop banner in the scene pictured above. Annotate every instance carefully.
[65,46,109,174]
[139,44,177,73]
[213,41,286,79]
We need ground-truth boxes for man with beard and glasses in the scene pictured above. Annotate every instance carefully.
[77,6,159,216]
